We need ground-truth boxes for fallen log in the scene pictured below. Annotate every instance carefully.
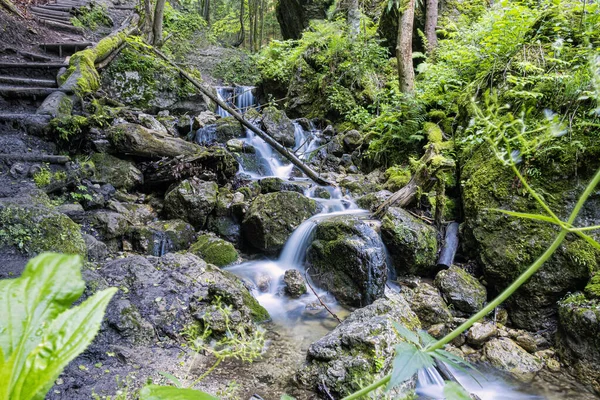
[141,150,239,188]
[437,221,459,268]
[150,47,334,187]
[0,153,70,164]
[374,143,455,218]
[0,0,24,17]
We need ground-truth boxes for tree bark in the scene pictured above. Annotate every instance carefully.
[425,0,438,52]
[396,0,415,93]
[143,0,154,43]
[234,0,245,47]
[1,0,24,18]
[202,0,210,24]
[152,0,167,46]
[347,0,360,38]
[150,47,334,187]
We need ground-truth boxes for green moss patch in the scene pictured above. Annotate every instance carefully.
[190,234,239,267]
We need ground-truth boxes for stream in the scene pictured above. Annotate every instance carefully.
[201,86,552,400]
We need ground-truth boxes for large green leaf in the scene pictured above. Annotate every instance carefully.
[443,382,472,400]
[0,253,116,400]
[139,385,219,400]
[387,342,434,390]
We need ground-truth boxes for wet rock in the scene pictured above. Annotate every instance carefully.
[88,210,130,240]
[514,333,537,353]
[283,269,307,298]
[338,173,382,196]
[261,106,295,147]
[226,138,245,152]
[164,179,218,229]
[130,219,196,256]
[189,234,239,267]
[195,110,218,128]
[428,323,448,339]
[138,113,168,134]
[342,130,362,152]
[216,117,244,142]
[483,338,542,382]
[258,177,306,194]
[297,292,420,398]
[306,216,387,307]
[90,153,143,190]
[107,201,156,226]
[242,191,321,254]
[256,273,272,292]
[83,234,108,261]
[56,202,85,221]
[355,190,393,212]
[466,322,497,347]
[406,283,453,327]
[381,207,438,276]
[556,294,600,394]
[326,135,345,157]
[434,265,487,314]
[36,91,72,118]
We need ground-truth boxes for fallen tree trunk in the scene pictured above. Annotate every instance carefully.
[141,150,239,188]
[374,144,455,218]
[0,153,70,164]
[1,0,24,17]
[150,47,334,187]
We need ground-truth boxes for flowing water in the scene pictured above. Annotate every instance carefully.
[211,88,552,399]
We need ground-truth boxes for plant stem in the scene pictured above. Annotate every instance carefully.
[342,374,391,400]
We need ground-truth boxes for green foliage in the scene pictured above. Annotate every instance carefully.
[139,385,217,400]
[32,165,52,187]
[0,253,117,400]
[162,3,210,61]
[213,52,261,85]
[49,115,89,141]
[71,3,112,30]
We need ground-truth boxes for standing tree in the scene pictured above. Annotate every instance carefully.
[347,0,360,38]
[152,0,167,45]
[425,0,438,51]
[395,0,415,93]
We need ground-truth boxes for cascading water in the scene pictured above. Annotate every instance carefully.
[210,86,543,399]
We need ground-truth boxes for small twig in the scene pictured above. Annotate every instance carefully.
[407,209,434,224]
[320,379,336,400]
[305,268,342,323]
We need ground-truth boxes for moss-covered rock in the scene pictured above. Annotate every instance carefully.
[306,216,387,307]
[384,165,411,191]
[461,145,600,330]
[261,106,296,147]
[556,293,600,394]
[297,292,420,398]
[339,173,383,196]
[189,234,239,267]
[584,274,600,300]
[215,117,244,142]
[164,179,218,229]
[242,191,321,254]
[380,207,438,276]
[91,153,143,190]
[130,219,196,256]
[0,194,86,257]
[434,265,487,314]
[483,338,542,382]
[405,283,453,327]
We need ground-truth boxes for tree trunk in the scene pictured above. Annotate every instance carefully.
[143,0,154,43]
[396,0,415,93]
[0,0,24,18]
[259,0,265,48]
[234,0,245,47]
[152,0,167,46]
[150,47,334,186]
[347,0,360,38]
[203,0,210,24]
[425,0,438,52]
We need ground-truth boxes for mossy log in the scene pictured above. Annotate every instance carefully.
[141,150,239,188]
[374,144,455,218]
[0,0,24,17]
[107,123,202,159]
[59,14,139,95]
[150,47,334,187]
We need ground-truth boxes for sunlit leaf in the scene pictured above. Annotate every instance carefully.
[159,371,183,388]
[443,381,472,400]
[490,209,560,225]
[387,343,434,390]
[281,395,296,400]
[139,385,219,400]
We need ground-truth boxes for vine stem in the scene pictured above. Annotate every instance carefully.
[342,166,600,400]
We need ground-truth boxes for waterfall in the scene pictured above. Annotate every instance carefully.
[195,124,217,145]
[235,86,255,113]
[215,87,233,118]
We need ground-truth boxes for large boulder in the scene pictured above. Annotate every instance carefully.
[276,0,334,39]
[261,106,296,147]
[215,117,245,142]
[556,293,600,394]
[306,216,387,307]
[164,179,218,229]
[242,191,321,253]
[461,145,600,330]
[297,291,420,398]
[434,265,487,314]
[380,207,438,276]
[90,153,143,190]
[189,234,239,267]
[483,338,542,382]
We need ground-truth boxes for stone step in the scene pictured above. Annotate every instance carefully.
[40,41,92,56]
[0,76,57,88]
[33,14,73,24]
[0,86,66,99]
[30,6,71,16]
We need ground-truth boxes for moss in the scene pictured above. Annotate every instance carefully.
[189,235,239,267]
[424,122,443,143]
[48,115,89,141]
[584,275,600,300]
[0,205,86,257]
[241,289,270,322]
[384,165,411,191]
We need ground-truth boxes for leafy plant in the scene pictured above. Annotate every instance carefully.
[71,3,112,30]
[0,253,117,400]
[32,165,52,187]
